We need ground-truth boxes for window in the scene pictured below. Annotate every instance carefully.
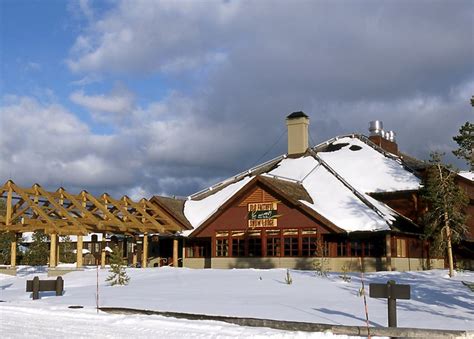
[266,230,281,257]
[186,241,210,258]
[363,242,373,257]
[337,241,347,257]
[350,241,362,257]
[216,231,229,257]
[232,238,245,257]
[396,238,407,257]
[248,238,262,256]
[283,229,299,256]
[216,239,228,257]
[302,229,318,257]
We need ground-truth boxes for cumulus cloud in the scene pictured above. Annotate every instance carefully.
[70,85,134,117]
[3,1,473,200]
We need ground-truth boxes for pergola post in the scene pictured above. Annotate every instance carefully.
[101,233,106,268]
[173,238,178,267]
[132,238,138,267]
[76,235,83,268]
[49,233,57,268]
[142,233,148,268]
[10,234,17,267]
[56,236,60,265]
[386,233,392,271]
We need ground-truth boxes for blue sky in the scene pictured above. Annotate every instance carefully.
[0,0,473,198]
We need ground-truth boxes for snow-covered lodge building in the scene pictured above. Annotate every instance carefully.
[153,112,473,271]
[7,112,472,273]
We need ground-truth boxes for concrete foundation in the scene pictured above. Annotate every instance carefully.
[183,257,444,272]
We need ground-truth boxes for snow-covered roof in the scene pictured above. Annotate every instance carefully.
[265,157,393,232]
[317,137,421,193]
[459,171,473,182]
[184,176,253,228]
[182,135,421,234]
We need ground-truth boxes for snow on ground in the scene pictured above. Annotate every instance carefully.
[1,267,473,338]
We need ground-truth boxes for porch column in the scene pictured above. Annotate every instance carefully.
[76,235,83,268]
[10,234,17,267]
[100,234,106,268]
[173,238,178,267]
[56,237,60,264]
[49,233,57,268]
[142,233,148,268]
[386,233,392,271]
[132,238,138,266]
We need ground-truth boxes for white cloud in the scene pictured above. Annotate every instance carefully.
[70,85,134,115]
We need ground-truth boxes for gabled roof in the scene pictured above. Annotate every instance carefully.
[150,196,193,231]
[180,134,423,235]
[189,176,344,237]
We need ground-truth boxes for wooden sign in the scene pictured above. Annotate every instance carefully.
[369,280,411,327]
[248,202,278,228]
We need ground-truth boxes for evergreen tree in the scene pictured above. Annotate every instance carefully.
[0,232,17,265]
[24,231,49,266]
[452,122,473,171]
[421,152,469,277]
[59,235,75,263]
[106,245,130,286]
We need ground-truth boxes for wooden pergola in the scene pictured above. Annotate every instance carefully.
[0,180,184,270]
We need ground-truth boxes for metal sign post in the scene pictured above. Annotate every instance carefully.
[369,280,410,327]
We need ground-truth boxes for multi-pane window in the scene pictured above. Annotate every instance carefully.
[283,229,299,256]
[248,238,262,257]
[350,241,362,257]
[302,229,318,256]
[216,231,229,257]
[232,238,245,257]
[337,241,347,257]
[266,230,281,257]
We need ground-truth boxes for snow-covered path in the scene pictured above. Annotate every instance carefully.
[0,304,358,339]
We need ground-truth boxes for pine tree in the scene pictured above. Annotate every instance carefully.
[59,235,75,263]
[452,122,473,171]
[106,245,130,286]
[421,152,469,277]
[24,231,49,266]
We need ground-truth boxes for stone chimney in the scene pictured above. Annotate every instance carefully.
[286,111,309,155]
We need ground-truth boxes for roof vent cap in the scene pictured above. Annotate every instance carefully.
[369,120,384,136]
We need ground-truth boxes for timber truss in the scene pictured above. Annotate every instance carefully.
[0,180,183,235]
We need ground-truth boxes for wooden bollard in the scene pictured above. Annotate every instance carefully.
[56,276,63,296]
[32,276,40,300]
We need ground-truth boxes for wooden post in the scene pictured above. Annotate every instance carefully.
[32,276,40,300]
[56,236,60,265]
[101,234,106,269]
[173,238,178,267]
[76,235,83,268]
[10,234,17,267]
[132,238,138,266]
[386,233,392,271]
[5,182,12,225]
[142,233,148,268]
[49,234,57,268]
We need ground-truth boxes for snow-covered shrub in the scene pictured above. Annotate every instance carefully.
[285,269,293,285]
